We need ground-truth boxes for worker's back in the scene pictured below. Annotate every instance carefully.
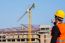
[57,23,65,43]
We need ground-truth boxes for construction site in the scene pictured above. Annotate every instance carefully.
[0,0,65,43]
[0,2,52,43]
[0,24,51,43]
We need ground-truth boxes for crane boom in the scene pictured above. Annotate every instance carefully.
[18,11,27,21]
[29,3,35,10]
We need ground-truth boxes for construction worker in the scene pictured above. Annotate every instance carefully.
[51,9,65,43]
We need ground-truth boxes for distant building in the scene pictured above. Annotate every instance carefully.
[39,25,51,43]
[0,24,51,43]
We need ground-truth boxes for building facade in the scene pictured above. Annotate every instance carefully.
[0,25,51,43]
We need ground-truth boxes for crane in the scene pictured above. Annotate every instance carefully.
[18,3,35,43]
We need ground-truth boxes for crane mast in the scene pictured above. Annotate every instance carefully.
[28,10,32,43]
[18,3,35,43]
[27,3,35,43]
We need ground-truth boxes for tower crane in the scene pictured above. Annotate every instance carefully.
[18,3,35,43]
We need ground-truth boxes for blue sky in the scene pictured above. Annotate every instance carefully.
[0,0,65,28]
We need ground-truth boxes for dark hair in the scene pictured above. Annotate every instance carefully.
[55,16,63,21]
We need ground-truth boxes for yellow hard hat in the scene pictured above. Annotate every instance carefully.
[55,9,65,19]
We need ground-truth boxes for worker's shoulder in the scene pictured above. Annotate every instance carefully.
[62,23,65,25]
[61,23,65,24]
[58,23,65,25]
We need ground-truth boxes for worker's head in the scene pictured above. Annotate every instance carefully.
[55,9,65,23]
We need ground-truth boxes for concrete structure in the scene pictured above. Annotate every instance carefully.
[39,25,51,43]
[0,24,51,43]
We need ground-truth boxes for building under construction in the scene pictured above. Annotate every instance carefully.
[0,24,51,43]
